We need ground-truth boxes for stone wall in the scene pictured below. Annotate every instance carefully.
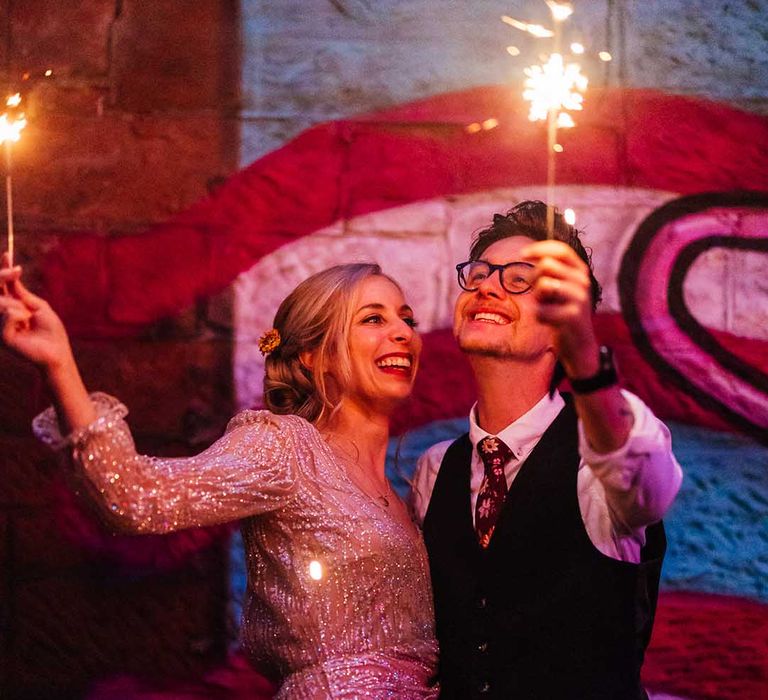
[0,1,241,696]
[241,0,768,163]
[0,1,766,697]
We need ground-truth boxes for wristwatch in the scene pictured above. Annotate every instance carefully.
[568,345,618,394]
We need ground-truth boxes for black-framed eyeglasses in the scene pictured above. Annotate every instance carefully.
[455,260,535,295]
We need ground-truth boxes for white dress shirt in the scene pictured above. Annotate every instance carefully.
[411,389,683,563]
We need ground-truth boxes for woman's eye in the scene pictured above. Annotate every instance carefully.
[403,317,419,328]
[362,314,383,324]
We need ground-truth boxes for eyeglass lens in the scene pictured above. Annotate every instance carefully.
[459,261,533,293]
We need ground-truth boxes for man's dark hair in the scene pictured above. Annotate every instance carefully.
[469,200,602,311]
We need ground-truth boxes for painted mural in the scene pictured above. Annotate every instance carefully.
[40,85,768,699]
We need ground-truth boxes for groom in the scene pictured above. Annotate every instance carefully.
[412,201,682,699]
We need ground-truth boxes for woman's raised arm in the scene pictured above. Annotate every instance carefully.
[0,258,96,431]
[3,259,299,533]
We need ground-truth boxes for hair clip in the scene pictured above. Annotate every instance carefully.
[258,328,281,356]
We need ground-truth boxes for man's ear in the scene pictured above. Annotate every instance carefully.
[299,349,315,371]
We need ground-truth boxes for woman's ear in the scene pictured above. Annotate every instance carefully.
[299,349,315,371]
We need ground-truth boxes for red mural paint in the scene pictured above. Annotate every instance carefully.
[42,88,768,334]
[643,591,768,700]
[34,86,766,700]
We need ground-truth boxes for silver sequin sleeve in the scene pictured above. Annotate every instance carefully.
[32,393,298,533]
[34,393,440,696]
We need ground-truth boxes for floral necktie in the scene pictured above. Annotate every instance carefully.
[475,435,513,548]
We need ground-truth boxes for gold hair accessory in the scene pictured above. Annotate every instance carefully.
[258,328,281,356]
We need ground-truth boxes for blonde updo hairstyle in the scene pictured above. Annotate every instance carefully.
[263,263,391,424]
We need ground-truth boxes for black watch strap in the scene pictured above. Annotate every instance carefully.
[568,345,618,394]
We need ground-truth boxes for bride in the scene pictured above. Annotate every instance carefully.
[0,258,438,698]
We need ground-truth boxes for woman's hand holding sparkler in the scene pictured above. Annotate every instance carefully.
[0,252,70,368]
[0,252,95,430]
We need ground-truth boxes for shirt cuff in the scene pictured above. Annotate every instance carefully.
[577,389,680,498]
[32,392,129,451]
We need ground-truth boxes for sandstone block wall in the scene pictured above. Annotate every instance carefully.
[0,1,240,695]
[0,1,766,696]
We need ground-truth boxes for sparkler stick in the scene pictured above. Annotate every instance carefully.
[545,2,568,237]
[5,140,14,265]
[546,103,557,236]
[508,1,586,237]
[0,93,26,267]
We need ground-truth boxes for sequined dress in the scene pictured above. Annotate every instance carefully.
[34,394,438,699]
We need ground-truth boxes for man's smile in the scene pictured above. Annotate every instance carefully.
[466,307,513,326]
[472,312,510,325]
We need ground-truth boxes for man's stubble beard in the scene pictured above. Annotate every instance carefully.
[457,337,517,360]
[457,334,553,364]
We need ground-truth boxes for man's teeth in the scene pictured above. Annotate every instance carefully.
[376,357,412,368]
[473,312,509,325]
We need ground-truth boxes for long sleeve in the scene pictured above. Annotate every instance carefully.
[33,393,299,534]
[578,390,683,533]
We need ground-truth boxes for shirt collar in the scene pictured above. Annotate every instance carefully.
[468,390,565,459]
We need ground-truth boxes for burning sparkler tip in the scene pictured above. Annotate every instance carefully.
[522,53,588,124]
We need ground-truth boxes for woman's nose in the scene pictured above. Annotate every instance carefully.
[393,319,414,342]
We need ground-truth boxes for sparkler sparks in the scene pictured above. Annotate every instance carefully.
[501,1,593,236]
[545,1,573,22]
[522,53,587,123]
[501,15,554,39]
[465,118,499,134]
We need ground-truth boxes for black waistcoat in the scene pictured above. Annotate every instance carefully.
[422,400,665,700]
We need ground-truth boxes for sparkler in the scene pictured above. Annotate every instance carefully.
[502,1,590,237]
[0,93,27,266]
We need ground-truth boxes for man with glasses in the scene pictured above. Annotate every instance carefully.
[412,201,682,699]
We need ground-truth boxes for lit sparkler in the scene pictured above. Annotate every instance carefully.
[522,53,587,123]
[0,93,27,266]
[502,1,588,236]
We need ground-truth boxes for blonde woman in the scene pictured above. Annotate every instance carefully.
[0,259,438,698]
